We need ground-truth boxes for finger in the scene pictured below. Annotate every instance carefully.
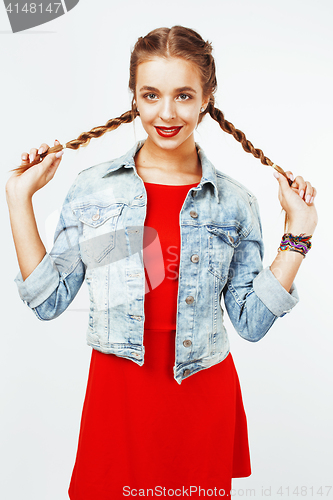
[290,183,300,194]
[29,147,38,164]
[293,175,307,199]
[290,175,300,190]
[38,152,59,174]
[284,170,295,182]
[273,171,292,193]
[310,187,317,204]
[37,142,50,156]
[42,149,64,171]
[21,152,30,164]
[289,178,299,192]
[53,151,64,172]
[304,181,314,204]
[43,152,64,182]
[53,139,64,161]
[53,139,62,157]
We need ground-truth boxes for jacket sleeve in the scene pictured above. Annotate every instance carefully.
[14,179,85,321]
[222,196,299,342]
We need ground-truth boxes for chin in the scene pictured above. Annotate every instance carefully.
[156,139,183,149]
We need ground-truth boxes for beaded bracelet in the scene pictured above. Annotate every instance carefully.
[278,233,312,258]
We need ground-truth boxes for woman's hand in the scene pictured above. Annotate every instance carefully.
[273,170,318,235]
[6,139,64,203]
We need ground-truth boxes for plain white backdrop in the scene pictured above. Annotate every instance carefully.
[1,0,332,498]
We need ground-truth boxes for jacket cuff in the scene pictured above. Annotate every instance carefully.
[14,253,59,308]
[253,266,299,317]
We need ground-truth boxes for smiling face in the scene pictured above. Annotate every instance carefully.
[135,57,209,153]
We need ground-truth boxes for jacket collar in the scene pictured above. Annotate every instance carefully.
[102,139,219,203]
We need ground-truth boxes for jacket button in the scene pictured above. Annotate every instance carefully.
[192,190,197,197]
[130,315,142,321]
[185,296,194,304]
[229,235,234,244]
[183,369,191,377]
[183,339,192,347]
[190,210,198,218]
[92,213,100,221]
[190,254,199,263]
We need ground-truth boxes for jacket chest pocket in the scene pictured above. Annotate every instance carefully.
[75,203,124,265]
[206,225,242,282]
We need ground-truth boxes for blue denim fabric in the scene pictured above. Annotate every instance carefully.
[15,140,299,384]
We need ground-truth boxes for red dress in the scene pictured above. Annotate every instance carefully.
[68,182,251,499]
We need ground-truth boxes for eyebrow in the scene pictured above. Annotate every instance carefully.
[139,85,197,94]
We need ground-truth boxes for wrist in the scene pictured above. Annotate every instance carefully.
[287,217,317,235]
[6,189,33,209]
[286,208,318,235]
[287,224,316,235]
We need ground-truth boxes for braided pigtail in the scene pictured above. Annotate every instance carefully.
[208,101,289,175]
[207,100,290,231]
[12,108,139,175]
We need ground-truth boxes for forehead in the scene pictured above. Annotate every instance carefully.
[136,57,203,91]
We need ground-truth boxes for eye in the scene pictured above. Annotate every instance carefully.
[176,93,192,101]
[143,93,158,100]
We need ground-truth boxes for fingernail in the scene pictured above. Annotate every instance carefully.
[30,153,35,162]
[306,194,311,203]
[273,171,280,179]
[38,148,43,155]
[299,189,304,198]
[55,150,64,158]
[290,174,294,181]
[22,154,27,160]
[310,196,314,204]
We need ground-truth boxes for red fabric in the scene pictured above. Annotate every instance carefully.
[68,182,251,499]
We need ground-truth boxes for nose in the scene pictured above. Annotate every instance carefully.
[159,98,176,122]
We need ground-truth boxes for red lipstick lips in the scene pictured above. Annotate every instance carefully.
[155,126,182,138]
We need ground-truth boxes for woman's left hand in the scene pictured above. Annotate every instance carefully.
[273,170,318,234]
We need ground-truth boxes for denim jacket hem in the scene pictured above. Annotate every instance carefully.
[14,253,59,309]
[253,265,299,317]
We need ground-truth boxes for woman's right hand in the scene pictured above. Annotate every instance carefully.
[6,139,64,203]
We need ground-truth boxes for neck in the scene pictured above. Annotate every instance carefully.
[136,135,201,175]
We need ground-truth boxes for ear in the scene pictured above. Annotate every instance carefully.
[201,94,211,112]
[131,95,138,112]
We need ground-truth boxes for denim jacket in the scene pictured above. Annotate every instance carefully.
[15,140,299,384]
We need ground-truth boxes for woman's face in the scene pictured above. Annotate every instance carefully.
[135,57,209,152]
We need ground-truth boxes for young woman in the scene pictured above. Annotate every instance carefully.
[6,26,317,499]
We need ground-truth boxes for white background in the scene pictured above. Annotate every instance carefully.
[1,0,332,498]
